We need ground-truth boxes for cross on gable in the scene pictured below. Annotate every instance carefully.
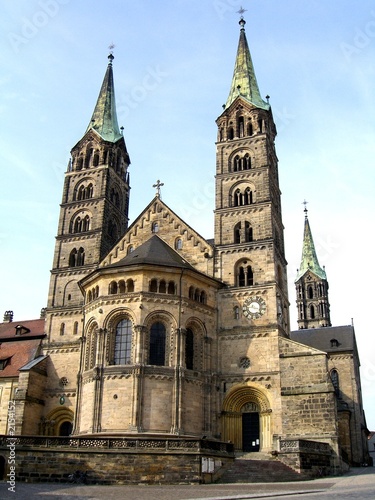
[153,179,164,198]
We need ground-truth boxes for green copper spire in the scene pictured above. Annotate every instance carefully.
[226,16,269,110]
[295,208,327,282]
[86,53,122,143]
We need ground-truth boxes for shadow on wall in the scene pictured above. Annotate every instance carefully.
[0,455,5,480]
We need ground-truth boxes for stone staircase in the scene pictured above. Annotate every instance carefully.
[218,452,306,483]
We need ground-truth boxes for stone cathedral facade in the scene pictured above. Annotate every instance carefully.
[1,16,369,474]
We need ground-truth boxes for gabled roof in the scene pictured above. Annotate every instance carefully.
[290,325,358,357]
[0,318,45,341]
[279,336,328,357]
[101,196,213,270]
[106,235,195,271]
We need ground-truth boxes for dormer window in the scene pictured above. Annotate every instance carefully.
[0,357,10,370]
[330,339,339,348]
[15,325,30,336]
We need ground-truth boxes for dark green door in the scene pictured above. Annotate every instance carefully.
[242,412,260,452]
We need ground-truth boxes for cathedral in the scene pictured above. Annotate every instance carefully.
[0,14,369,482]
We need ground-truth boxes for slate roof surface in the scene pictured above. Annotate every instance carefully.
[106,235,196,271]
[290,325,356,354]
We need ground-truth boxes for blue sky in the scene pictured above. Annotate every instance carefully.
[1,0,375,428]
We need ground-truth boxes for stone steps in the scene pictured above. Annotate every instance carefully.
[235,451,274,460]
[218,457,305,483]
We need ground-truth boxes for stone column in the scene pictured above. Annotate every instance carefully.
[129,325,147,431]
[171,328,185,434]
[73,335,85,434]
[203,336,213,435]
[222,411,242,450]
[129,364,144,431]
[134,324,146,364]
[91,327,107,433]
[260,409,272,451]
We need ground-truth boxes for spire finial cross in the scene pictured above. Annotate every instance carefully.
[153,179,164,198]
[302,199,309,217]
[108,43,115,64]
[237,6,247,18]
[237,6,247,28]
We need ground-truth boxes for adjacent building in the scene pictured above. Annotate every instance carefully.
[291,208,368,465]
[0,313,46,435]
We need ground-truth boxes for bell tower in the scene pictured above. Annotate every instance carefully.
[295,207,331,329]
[46,53,130,342]
[214,14,289,336]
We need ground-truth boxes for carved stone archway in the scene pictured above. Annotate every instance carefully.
[221,385,272,452]
[42,407,74,436]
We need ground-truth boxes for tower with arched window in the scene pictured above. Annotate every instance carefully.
[295,209,331,329]
[45,53,131,343]
[42,54,131,426]
[214,16,289,333]
[212,15,291,452]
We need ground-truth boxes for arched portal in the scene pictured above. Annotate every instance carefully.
[44,407,74,436]
[221,386,272,452]
[59,421,73,436]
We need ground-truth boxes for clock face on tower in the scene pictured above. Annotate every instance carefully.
[243,296,266,319]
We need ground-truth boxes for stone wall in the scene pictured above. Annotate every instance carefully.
[102,198,214,275]
[278,439,341,477]
[0,435,233,484]
[279,338,338,441]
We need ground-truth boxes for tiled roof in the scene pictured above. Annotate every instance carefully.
[0,338,43,378]
[0,318,45,340]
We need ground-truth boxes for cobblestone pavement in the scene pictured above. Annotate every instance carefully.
[0,467,374,500]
